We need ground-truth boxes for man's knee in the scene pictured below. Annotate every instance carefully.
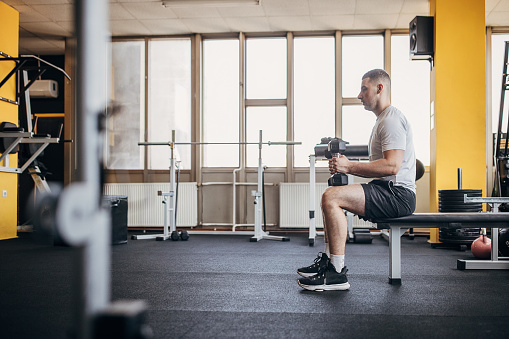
[321,187,342,209]
[321,185,365,212]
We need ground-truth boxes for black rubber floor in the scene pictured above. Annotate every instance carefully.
[1,232,509,338]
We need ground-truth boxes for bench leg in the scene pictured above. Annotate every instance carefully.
[388,226,407,285]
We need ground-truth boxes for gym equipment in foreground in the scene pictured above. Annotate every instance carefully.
[138,130,300,242]
[33,1,150,338]
[308,137,371,246]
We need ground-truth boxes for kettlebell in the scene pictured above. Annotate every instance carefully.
[471,230,491,259]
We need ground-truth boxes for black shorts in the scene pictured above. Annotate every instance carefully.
[360,180,416,221]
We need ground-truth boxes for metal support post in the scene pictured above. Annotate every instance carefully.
[250,130,289,242]
[388,226,407,285]
[46,1,150,337]
[132,131,177,241]
[309,154,317,246]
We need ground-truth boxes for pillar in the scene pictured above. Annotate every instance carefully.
[429,0,486,242]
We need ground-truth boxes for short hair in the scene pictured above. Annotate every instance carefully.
[362,69,391,93]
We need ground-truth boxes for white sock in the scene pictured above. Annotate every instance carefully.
[324,243,330,257]
[330,254,345,271]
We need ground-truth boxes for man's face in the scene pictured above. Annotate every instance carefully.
[357,77,378,112]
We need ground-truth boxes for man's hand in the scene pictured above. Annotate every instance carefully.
[328,149,404,178]
[329,155,350,175]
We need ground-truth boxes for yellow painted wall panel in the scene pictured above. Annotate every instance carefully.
[0,1,19,240]
[429,0,486,242]
[430,0,486,211]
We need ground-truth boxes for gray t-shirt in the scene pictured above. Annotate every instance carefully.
[368,105,416,193]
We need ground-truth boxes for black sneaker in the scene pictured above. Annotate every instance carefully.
[297,252,329,277]
[297,263,350,291]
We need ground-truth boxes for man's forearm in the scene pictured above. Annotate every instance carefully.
[346,158,400,178]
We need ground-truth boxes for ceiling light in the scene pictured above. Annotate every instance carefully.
[162,0,261,7]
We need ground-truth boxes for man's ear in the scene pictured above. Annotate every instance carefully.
[377,83,383,94]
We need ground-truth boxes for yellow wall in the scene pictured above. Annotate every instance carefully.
[429,0,486,241]
[0,1,19,240]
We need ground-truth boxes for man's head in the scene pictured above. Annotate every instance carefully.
[358,69,391,115]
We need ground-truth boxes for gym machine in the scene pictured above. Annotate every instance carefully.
[0,52,68,180]
[308,137,372,246]
[33,0,151,338]
[138,130,301,242]
[493,41,509,200]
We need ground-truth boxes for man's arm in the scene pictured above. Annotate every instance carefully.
[329,149,404,178]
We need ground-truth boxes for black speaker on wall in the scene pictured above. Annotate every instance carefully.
[409,16,434,59]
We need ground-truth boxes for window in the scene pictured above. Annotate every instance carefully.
[294,36,335,167]
[148,39,192,170]
[246,107,287,167]
[108,32,432,174]
[391,35,431,165]
[342,105,376,145]
[342,35,384,98]
[203,39,240,167]
[107,41,145,169]
[246,38,287,99]
[341,35,383,146]
[246,37,287,167]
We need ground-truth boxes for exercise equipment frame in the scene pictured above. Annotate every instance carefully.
[138,129,300,242]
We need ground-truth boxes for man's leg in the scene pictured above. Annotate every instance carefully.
[296,184,365,282]
[322,213,329,255]
[321,184,366,256]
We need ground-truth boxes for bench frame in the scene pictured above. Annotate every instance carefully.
[374,211,509,284]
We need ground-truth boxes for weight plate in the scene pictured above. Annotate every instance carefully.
[439,207,483,212]
[438,199,482,204]
[439,189,482,194]
[439,194,482,200]
[438,203,482,208]
[438,198,481,202]
[439,193,482,196]
[438,203,482,209]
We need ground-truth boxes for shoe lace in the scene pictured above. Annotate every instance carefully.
[313,252,324,264]
[310,258,330,281]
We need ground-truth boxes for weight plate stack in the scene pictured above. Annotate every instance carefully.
[438,189,482,244]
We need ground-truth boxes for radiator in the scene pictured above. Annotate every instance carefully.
[103,183,197,227]
[279,183,374,229]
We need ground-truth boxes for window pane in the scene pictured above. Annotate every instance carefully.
[107,41,145,169]
[246,38,287,99]
[148,39,191,169]
[203,39,240,167]
[342,36,384,98]
[246,107,286,167]
[391,35,431,165]
[294,37,335,167]
[492,34,509,134]
[342,105,377,145]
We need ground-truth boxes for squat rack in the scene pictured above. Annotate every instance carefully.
[138,129,300,242]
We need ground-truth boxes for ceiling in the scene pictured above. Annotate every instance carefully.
[3,0,509,55]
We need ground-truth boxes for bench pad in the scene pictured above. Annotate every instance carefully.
[373,212,509,229]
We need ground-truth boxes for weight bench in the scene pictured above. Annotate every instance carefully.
[373,212,509,285]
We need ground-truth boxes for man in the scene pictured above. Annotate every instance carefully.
[298,69,416,291]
